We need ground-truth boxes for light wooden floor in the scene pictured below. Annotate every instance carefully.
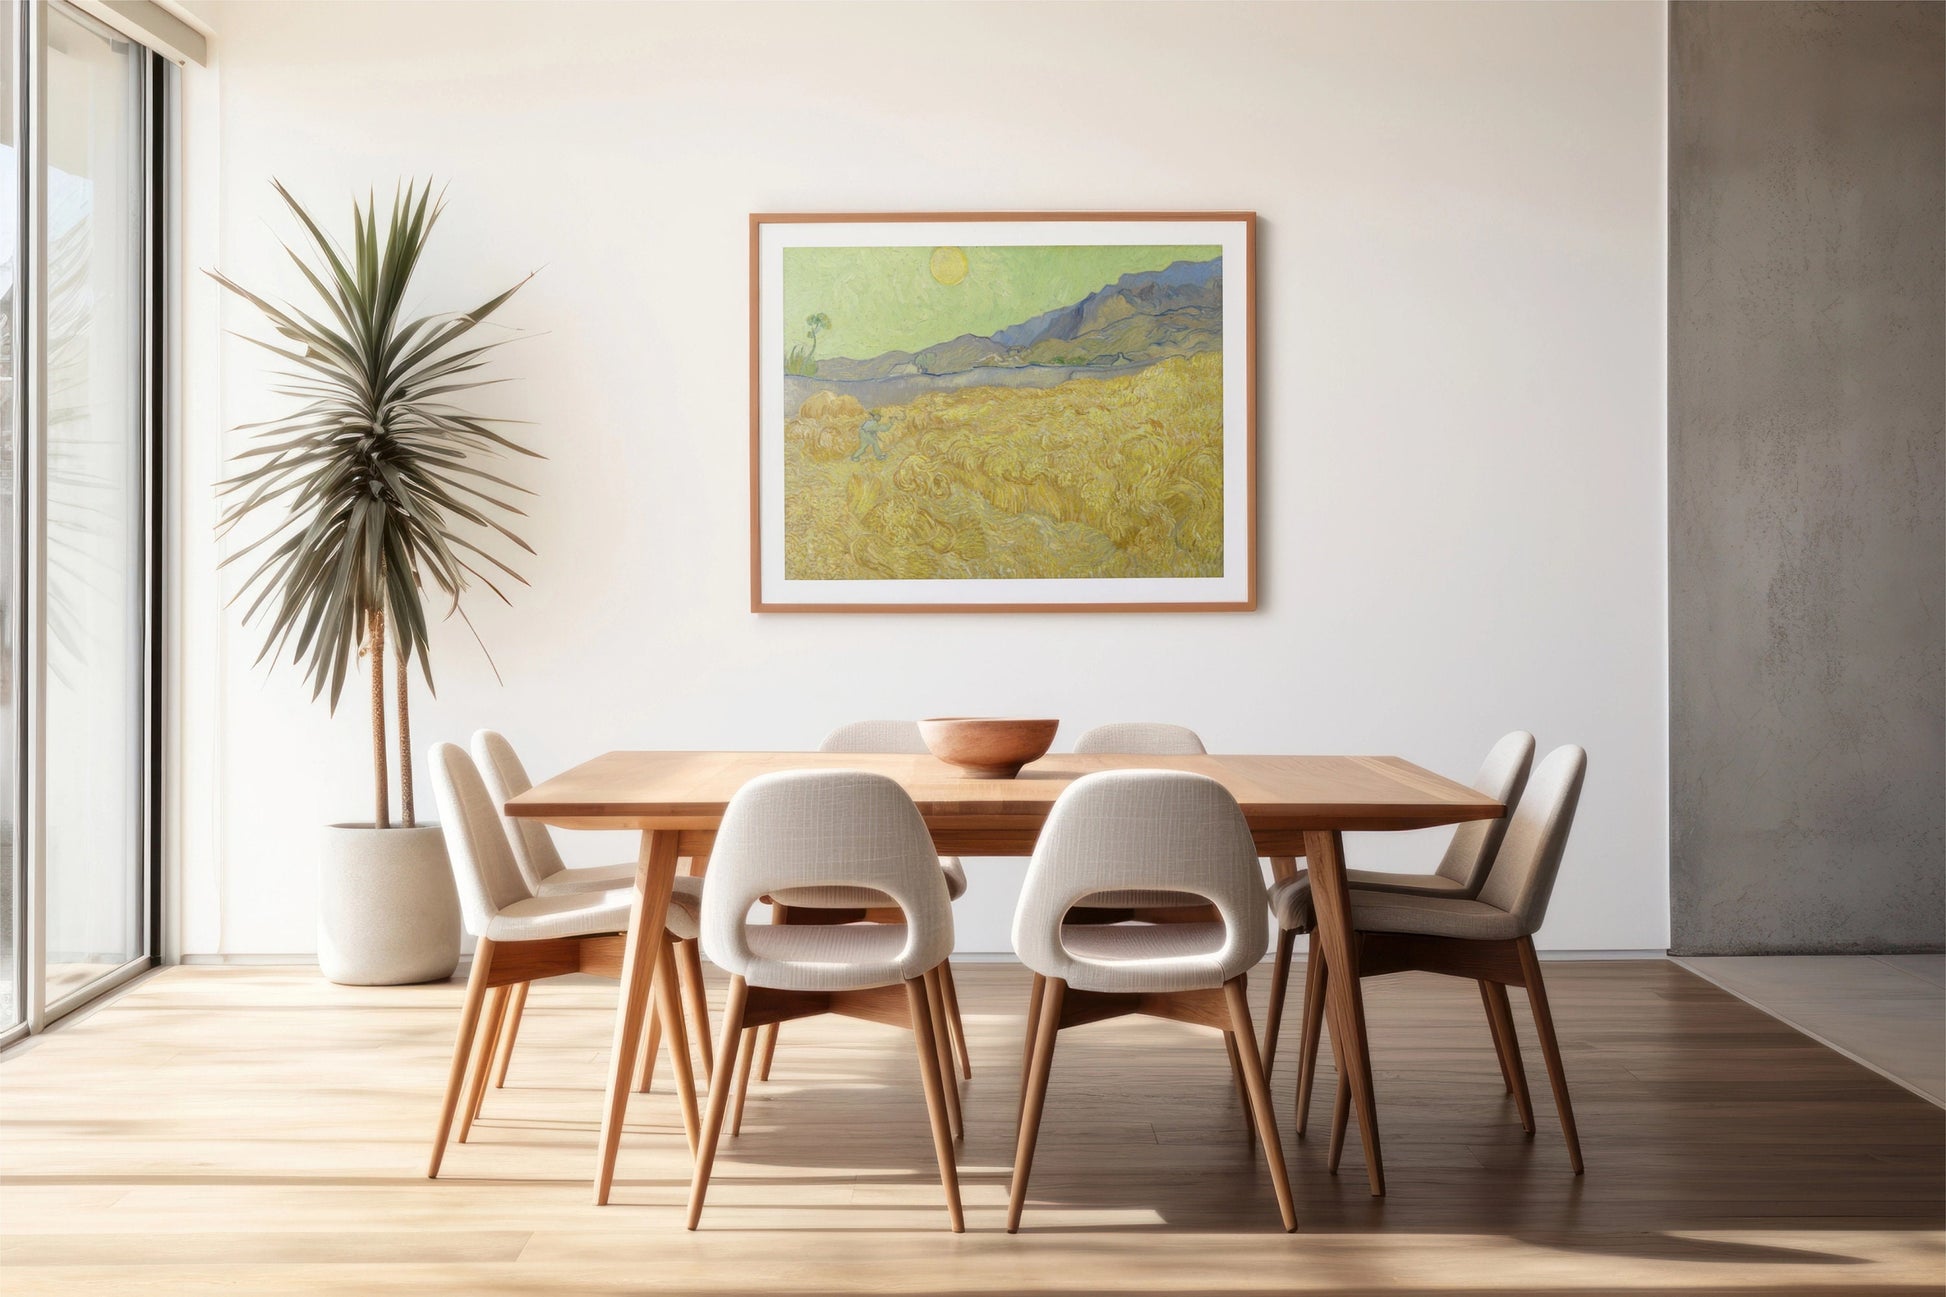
[1,961,1941,1295]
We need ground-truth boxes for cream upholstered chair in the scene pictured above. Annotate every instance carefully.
[1037,721,1267,1120]
[1071,721,1208,757]
[1263,731,1534,1118]
[1008,770,1296,1233]
[471,730,716,1093]
[473,730,642,895]
[425,743,704,1179]
[744,720,972,1094]
[686,769,963,1231]
[1288,744,1588,1176]
[1064,723,1214,917]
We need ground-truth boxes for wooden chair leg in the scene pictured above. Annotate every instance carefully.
[756,1022,780,1082]
[1516,937,1584,1173]
[1223,1030,1255,1136]
[939,959,972,1079]
[1480,980,1535,1134]
[654,938,702,1157]
[1327,1073,1351,1173]
[756,902,787,1083]
[1478,980,1513,1093]
[685,977,749,1230]
[428,939,496,1177]
[490,981,529,1089]
[1294,938,1329,1137]
[1007,975,1065,1234]
[1018,971,1046,1124]
[459,985,510,1142]
[1262,926,1298,1083]
[1224,976,1298,1232]
[906,974,966,1232]
[729,1027,758,1137]
[924,967,963,1140]
[676,939,714,1086]
[632,990,662,1094]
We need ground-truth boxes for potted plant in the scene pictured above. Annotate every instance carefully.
[213,181,536,984]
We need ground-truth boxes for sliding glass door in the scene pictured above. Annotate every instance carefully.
[0,2,18,1036]
[3,0,163,1044]
[40,0,148,1011]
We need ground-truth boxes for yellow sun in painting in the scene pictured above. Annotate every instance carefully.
[929,246,969,286]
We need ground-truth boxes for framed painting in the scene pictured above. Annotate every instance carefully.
[749,212,1256,612]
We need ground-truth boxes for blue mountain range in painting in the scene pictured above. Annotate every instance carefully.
[810,256,1223,383]
[992,257,1223,350]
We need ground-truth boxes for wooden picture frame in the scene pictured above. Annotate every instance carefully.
[750,211,1257,613]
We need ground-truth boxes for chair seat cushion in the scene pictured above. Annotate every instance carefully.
[741,921,923,991]
[1346,891,1526,941]
[769,856,967,909]
[1072,887,1209,910]
[536,861,641,895]
[1267,869,1471,932]
[1267,875,1520,941]
[1058,921,1228,967]
[486,876,703,942]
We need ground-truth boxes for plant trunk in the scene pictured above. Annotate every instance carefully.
[396,637,415,828]
[368,606,390,830]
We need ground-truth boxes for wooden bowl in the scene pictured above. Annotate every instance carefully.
[919,717,1059,780]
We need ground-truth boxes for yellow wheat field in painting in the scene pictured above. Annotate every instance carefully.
[783,353,1223,582]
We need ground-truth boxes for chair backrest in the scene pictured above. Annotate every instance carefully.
[701,770,953,988]
[1071,722,1207,755]
[819,721,962,875]
[429,742,535,938]
[1475,745,1587,936]
[471,730,567,889]
[1432,731,1537,895]
[1013,770,1267,992]
[820,720,930,754]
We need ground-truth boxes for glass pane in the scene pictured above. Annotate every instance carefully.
[0,1,20,1032]
[41,3,144,1005]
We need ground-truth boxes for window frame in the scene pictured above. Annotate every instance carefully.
[4,0,167,1045]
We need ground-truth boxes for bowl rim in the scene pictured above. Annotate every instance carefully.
[919,716,1059,726]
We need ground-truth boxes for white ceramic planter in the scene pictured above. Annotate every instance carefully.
[318,824,461,985]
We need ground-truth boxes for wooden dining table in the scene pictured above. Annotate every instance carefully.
[506,750,1504,1206]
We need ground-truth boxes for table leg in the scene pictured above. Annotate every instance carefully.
[593,828,680,1205]
[1260,856,1304,1080]
[685,848,717,1086]
[1303,828,1384,1197]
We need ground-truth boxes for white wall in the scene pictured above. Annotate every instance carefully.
[175,0,1668,956]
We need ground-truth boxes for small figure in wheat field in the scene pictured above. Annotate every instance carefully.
[850,409,892,462]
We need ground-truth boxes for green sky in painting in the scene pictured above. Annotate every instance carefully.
[782,244,1220,361]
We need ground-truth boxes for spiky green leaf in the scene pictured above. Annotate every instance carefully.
[210,179,535,714]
